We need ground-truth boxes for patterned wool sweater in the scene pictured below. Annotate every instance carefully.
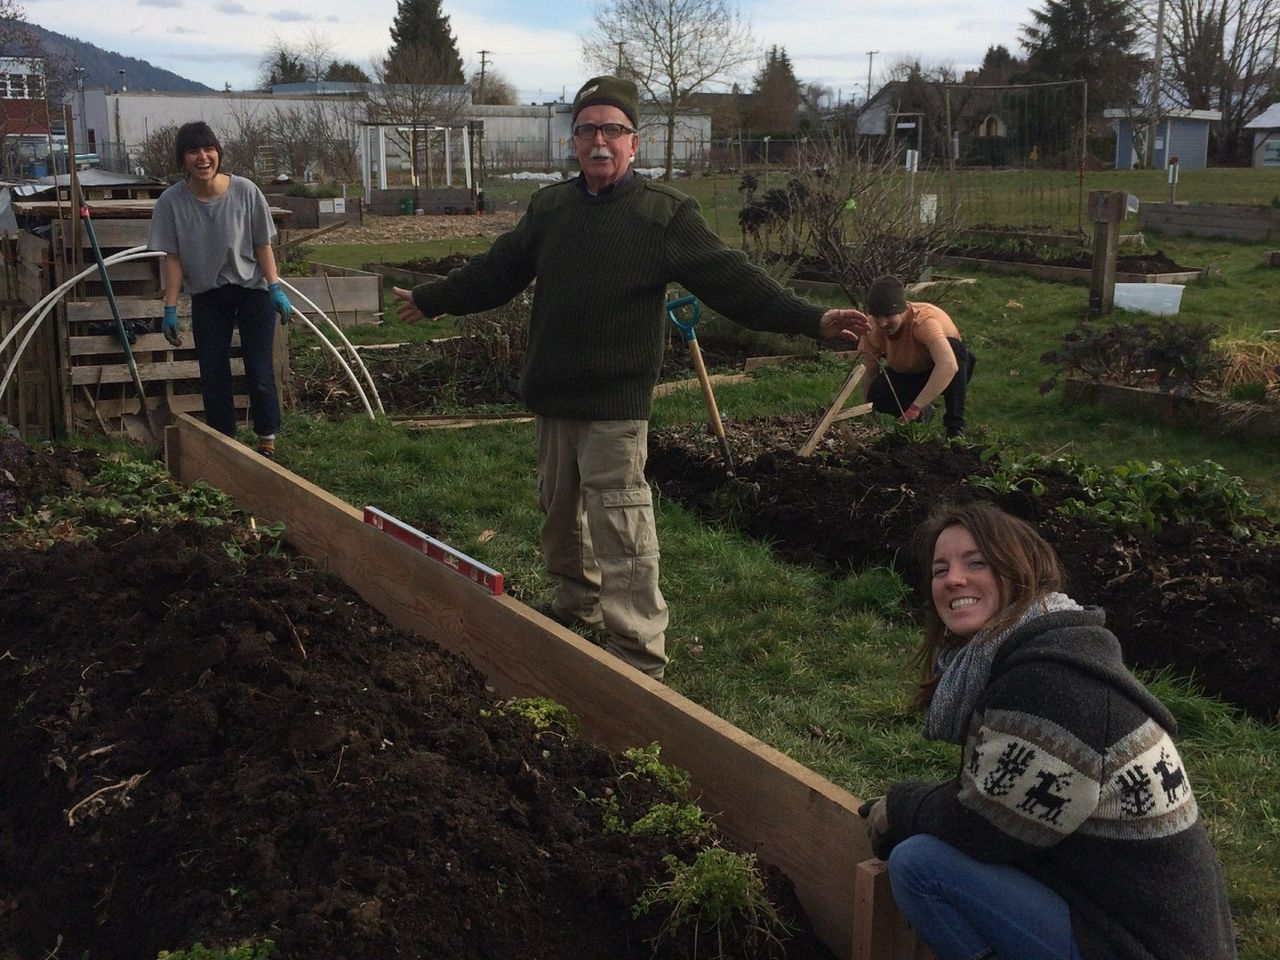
[881,609,1236,960]
[410,175,825,420]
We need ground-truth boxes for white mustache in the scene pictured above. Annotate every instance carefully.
[590,150,612,160]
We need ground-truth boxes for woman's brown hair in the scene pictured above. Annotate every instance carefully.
[911,501,1065,709]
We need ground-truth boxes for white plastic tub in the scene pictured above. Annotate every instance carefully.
[1113,282,1185,316]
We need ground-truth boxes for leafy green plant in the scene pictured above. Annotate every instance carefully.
[633,848,788,960]
[158,940,275,960]
[622,742,692,800]
[1040,319,1221,395]
[505,696,580,734]
[1227,381,1269,404]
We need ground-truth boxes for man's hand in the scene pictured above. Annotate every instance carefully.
[393,286,427,324]
[819,308,870,341]
[268,282,293,324]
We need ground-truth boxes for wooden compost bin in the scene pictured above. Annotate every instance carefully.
[4,199,290,442]
[163,412,934,960]
[287,261,383,327]
[1138,203,1280,242]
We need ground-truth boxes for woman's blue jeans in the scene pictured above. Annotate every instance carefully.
[888,834,1083,960]
[192,284,280,438]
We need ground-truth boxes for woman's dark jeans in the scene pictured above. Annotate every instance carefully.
[867,337,977,436]
[191,284,280,438]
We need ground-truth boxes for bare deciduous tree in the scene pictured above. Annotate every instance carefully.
[370,46,471,206]
[134,122,180,179]
[583,0,755,181]
[307,98,365,181]
[221,101,271,178]
[1138,0,1280,162]
[471,67,518,105]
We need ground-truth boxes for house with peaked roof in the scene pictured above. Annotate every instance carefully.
[1244,103,1280,168]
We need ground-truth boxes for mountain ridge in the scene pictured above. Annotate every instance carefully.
[22,22,213,93]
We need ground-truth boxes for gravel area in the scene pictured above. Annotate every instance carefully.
[307,211,523,246]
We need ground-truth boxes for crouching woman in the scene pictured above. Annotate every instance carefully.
[862,502,1236,960]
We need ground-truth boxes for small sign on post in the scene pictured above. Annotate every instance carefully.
[1168,157,1180,204]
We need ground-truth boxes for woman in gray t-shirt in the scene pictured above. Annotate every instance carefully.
[147,121,293,458]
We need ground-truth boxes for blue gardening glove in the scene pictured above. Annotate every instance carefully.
[161,304,182,347]
[268,281,293,324]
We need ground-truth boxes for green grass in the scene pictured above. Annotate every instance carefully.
[254,199,1280,956]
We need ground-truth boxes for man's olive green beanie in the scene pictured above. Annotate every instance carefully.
[572,75,640,128]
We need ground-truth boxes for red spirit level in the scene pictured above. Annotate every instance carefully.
[364,506,505,595]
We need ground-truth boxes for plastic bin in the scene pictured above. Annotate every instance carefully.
[1113,282,1184,316]
[400,197,414,215]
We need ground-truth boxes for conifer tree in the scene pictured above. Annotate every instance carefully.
[386,0,465,84]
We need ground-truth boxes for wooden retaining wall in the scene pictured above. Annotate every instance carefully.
[1064,379,1280,441]
[266,193,363,229]
[1137,203,1280,242]
[163,413,934,960]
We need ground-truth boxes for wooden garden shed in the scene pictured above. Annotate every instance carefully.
[1245,102,1280,168]
[1104,108,1220,170]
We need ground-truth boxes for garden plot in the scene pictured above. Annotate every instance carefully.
[0,439,835,960]
[646,417,1280,723]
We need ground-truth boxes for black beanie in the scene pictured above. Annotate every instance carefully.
[867,276,907,316]
[572,75,640,128]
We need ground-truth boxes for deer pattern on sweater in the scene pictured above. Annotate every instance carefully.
[958,709,1199,847]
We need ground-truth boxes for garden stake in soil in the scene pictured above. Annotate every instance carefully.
[80,205,161,446]
[666,296,736,477]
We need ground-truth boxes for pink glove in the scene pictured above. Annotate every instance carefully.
[901,403,922,422]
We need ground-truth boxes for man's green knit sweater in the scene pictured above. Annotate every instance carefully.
[411,175,825,420]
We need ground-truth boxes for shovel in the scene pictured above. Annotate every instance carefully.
[81,205,162,446]
[665,295,735,477]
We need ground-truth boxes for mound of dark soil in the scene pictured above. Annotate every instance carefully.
[392,253,475,276]
[943,245,1193,274]
[292,337,762,418]
[647,417,1280,722]
[0,441,832,960]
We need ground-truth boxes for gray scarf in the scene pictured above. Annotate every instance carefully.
[924,592,1083,744]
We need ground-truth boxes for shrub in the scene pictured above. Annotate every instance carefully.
[1040,319,1221,395]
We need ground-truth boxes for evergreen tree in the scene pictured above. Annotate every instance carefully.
[324,60,371,83]
[261,49,307,89]
[386,0,465,84]
[1019,0,1145,112]
[746,45,801,133]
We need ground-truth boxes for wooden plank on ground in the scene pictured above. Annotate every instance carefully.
[744,351,858,372]
[165,413,871,960]
[393,414,534,429]
[652,372,751,398]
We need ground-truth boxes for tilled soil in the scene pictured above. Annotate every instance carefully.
[647,417,1280,722]
[0,440,832,960]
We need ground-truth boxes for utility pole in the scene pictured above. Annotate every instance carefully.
[1145,0,1166,168]
[865,50,878,106]
[477,50,491,103]
[616,41,625,74]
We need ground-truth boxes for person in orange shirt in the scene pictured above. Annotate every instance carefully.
[856,275,976,437]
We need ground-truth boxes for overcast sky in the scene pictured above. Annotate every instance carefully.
[25,0,1028,104]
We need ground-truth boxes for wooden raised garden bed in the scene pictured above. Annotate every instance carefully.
[934,254,1202,284]
[287,261,383,327]
[1064,378,1280,441]
[1138,202,1280,242]
[163,413,934,960]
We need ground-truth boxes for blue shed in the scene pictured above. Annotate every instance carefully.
[1244,103,1280,167]
[1103,108,1221,170]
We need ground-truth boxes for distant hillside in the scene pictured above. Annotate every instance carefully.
[19,23,212,93]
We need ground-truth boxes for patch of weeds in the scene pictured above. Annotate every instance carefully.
[622,742,692,800]
[596,793,713,840]
[1,456,239,548]
[157,940,275,960]
[504,696,580,734]
[633,848,788,960]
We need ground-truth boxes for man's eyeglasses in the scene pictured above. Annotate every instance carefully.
[572,122,636,141]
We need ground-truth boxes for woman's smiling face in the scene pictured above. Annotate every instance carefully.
[931,523,1002,638]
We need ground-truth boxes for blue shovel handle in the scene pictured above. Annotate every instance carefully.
[665,295,701,343]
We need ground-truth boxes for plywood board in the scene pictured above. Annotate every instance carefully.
[165,413,871,960]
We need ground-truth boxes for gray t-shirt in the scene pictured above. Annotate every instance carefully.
[148,174,276,295]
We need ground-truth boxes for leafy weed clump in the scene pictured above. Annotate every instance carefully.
[157,940,275,960]
[633,847,788,960]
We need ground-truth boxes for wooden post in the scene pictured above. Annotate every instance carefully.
[1088,190,1125,318]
